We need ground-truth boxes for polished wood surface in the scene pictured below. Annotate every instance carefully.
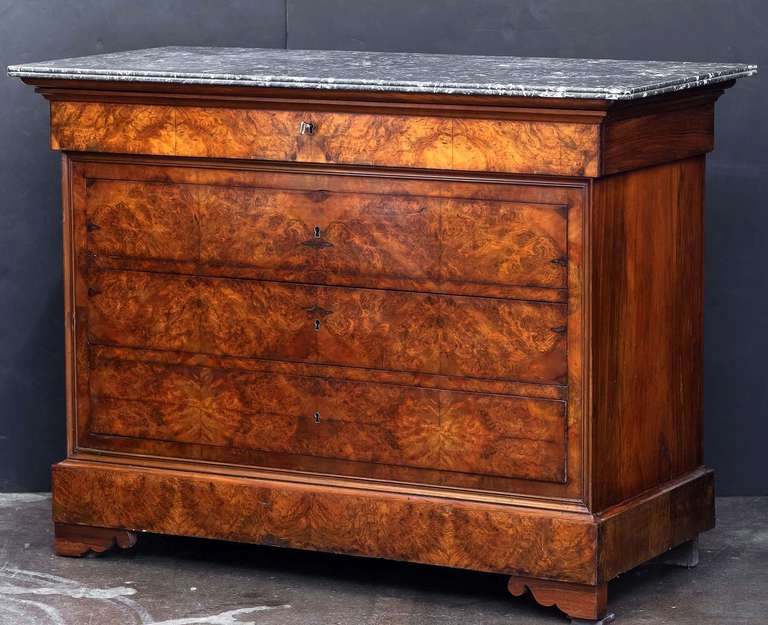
[76,158,575,300]
[88,354,567,484]
[51,460,714,591]
[24,75,728,622]
[591,158,705,511]
[52,459,599,583]
[86,270,568,381]
[50,101,600,176]
[85,178,569,290]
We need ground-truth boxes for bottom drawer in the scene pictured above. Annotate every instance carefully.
[84,353,567,487]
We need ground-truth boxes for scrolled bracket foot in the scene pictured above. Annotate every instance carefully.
[54,522,138,557]
[508,576,609,621]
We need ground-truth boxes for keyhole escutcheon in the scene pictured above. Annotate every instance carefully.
[299,120,316,135]
[314,319,321,331]
[314,225,321,238]
[314,411,321,423]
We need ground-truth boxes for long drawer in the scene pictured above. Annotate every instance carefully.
[52,101,600,177]
[85,352,567,485]
[86,270,568,384]
[84,177,568,291]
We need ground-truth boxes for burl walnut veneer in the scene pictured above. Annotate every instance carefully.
[9,48,757,623]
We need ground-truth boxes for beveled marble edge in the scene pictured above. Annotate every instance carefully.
[7,47,758,101]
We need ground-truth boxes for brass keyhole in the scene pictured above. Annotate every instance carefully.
[314,319,321,331]
[314,226,321,238]
[314,411,321,423]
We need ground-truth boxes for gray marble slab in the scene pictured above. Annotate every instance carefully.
[7,46,757,100]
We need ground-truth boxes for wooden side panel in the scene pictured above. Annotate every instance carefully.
[51,101,599,177]
[590,157,705,511]
[598,469,715,581]
[87,270,568,383]
[88,355,567,483]
[51,460,599,584]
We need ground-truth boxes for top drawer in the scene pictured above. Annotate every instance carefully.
[51,101,600,177]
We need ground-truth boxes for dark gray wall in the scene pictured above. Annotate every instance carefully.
[1,0,765,494]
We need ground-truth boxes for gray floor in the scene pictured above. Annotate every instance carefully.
[0,495,765,625]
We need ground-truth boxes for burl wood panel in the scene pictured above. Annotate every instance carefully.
[52,460,599,584]
[86,270,568,383]
[452,117,598,176]
[87,354,567,483]
[591,157,705,511]
[51,102,175,155]
[85,178,567,289]
[51,101,600,177]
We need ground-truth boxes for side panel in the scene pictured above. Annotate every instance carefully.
[591,157,705,512]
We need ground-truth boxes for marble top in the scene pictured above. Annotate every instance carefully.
[7,46,757,100]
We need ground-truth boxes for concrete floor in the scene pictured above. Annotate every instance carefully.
[0,495,765,625]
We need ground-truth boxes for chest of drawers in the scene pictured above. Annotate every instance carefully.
[9,48,755,623]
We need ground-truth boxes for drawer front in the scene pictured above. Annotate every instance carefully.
[86,178,567,289]
[86,354,567,484]
[87,270,567,384]
[52,101,600,177]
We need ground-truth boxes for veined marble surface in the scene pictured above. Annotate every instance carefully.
[7,46,757,100]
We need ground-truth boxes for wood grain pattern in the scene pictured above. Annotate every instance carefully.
[452,117,599,176]
[591,157,705,511]
[50,460,714,591]
[87,354,567,483]
[85,176,567,290]
[86,179,199,261]
[52,459,599,583]
[51,102,175,154]
[75,157,579,302]
[86,270,568,383]
[51,101,599,177]
[295,111,453,169]
[175,107,302,160]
